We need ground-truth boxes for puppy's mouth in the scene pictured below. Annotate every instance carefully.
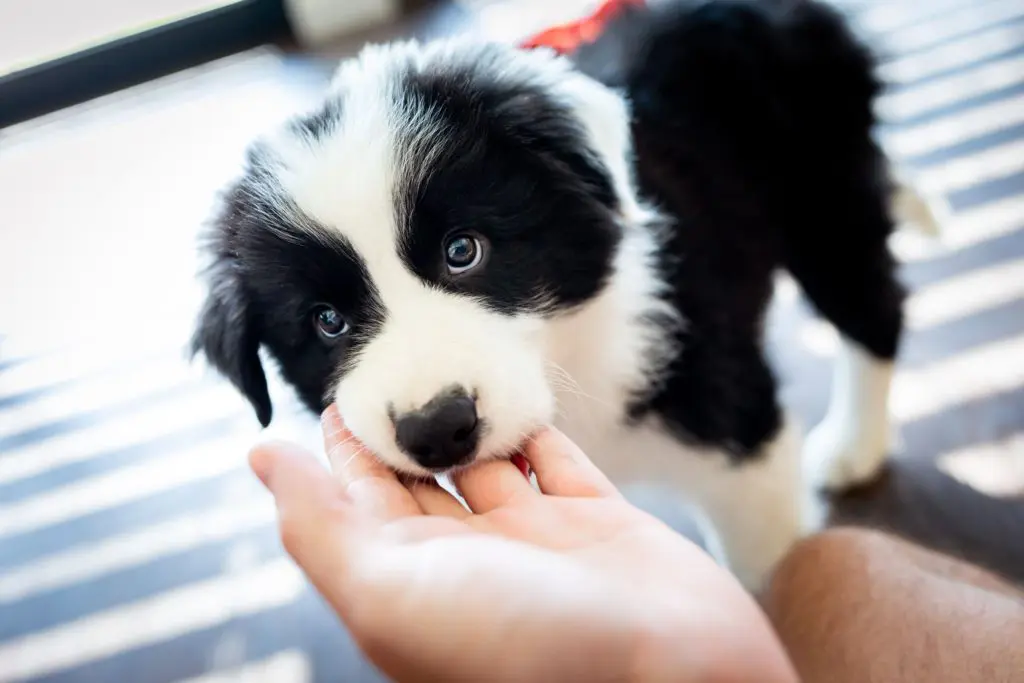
[406,442,534,479]
[383,383,549,478]
[393,428,536,481]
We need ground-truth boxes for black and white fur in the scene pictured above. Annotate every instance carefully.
[193,0,922,589]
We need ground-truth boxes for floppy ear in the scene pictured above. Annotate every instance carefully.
[191,261,273,427]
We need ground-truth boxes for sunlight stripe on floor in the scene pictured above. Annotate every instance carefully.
[936,194,1024,250]
[0,500,273,603]
[0,435,252,540]
[892,334,1024,423]
[879,23,1024,85]
[878,53,1024,121]
[937,432,1024,498]
[175,650,311,683]
[801,326,1024,412]
[0,384,246,487]
[859,0,999,35]
[0,560,304,683]
[0,345,183,399]
[0,359,205,441]
[911,137,1024,194]
[888,193,1024,266]
[880,0,1024,55]
[884,93,1024,158]
[907,258,1024,329]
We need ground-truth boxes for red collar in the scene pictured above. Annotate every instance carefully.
[518,0,646,55]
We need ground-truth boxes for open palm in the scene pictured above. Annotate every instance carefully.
[249,406,796,683]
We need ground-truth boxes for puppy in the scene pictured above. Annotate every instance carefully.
[192,0,920,589]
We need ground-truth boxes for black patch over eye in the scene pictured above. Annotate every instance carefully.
[397,65,621,315]
[444,234,484,274]
[312,305,350,339]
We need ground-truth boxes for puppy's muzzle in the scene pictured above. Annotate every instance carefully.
[392,386,480,470]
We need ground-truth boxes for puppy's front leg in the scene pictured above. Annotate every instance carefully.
[678,415,826,591]
[585,414,825,592]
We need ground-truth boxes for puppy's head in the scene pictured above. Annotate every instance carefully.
[193,39,641,475]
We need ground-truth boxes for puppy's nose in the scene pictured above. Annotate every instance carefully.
[394,390,480,470]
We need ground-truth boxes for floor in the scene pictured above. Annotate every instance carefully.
[1,0,1023,681]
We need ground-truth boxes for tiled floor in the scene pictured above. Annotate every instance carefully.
[1,1,1023,681]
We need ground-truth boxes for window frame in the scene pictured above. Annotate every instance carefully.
[0,0,292,128]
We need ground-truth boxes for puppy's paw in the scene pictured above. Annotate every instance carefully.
[805,420,889,491]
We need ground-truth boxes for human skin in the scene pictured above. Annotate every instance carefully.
[249,406,798,683]
[762,526,1024,683]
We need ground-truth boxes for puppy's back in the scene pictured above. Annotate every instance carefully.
[572,0,882,186]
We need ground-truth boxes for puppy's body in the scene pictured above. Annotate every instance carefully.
[194,0,907,588]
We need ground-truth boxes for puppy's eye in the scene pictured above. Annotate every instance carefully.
[444,235,484,274]
[312,305,349,339]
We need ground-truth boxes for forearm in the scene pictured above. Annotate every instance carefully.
[762,528,1024,683]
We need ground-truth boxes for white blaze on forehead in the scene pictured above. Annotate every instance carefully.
[265,40,552,391]
[272,62,403,271]
[268,41,485,312]
[246,38,666,474]
[269,37,648,255]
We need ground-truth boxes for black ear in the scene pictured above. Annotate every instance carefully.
[191,263,273,427]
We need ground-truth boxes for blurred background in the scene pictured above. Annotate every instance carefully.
[1,0,1023,681]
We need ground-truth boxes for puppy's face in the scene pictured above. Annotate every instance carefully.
[193,41,639,474]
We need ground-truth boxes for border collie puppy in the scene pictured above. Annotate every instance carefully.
[193,0,920,588]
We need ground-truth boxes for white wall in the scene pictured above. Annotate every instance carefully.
[283,0,400,47]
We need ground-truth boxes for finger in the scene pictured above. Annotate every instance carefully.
[452,457,536,514]
[249,441,382,621]
[524,427,621,499]
[322,405,422,519]
[401,476,470,518]
[249,440,356,565]
[322,405,398,482]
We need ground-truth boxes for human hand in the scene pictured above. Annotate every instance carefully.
[249,406,796,683]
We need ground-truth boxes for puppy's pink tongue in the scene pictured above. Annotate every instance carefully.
[511,453,532,479]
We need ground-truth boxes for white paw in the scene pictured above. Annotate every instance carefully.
[805,420,889,491]
[800,486,830,535]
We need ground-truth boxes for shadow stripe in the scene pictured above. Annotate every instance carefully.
[884,81,1024,129]
[0,471,255,572]
[880,12,1024,59]
[869,0,1010,37]
[28,593,387,683]
[901,297,1024,367]
[0,381,75,411]
[948,167,1024,211]
[902,384,1024,461]
[0,382,208,452]
[0,415,245,505]
[0,527,279,642]
[0,356,32,374]
[901,228,1024,289]
[881,36,1024,89]
[902,120,1024,166]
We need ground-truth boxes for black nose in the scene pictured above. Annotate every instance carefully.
[394,390,480,470]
